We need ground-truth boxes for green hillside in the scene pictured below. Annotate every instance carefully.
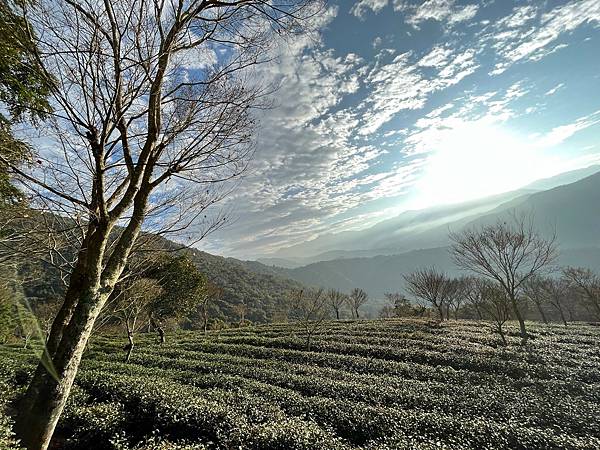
[185,248,304,323]
[1,319,598,449]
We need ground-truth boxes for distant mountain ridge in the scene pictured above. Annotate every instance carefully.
[266,165,600,266]
[255,166,600,299]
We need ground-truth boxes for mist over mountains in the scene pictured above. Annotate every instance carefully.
[251,165,600,299]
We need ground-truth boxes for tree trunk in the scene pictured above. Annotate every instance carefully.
[125,328,135,362]
[534,302,548,324]
[509,295,528,342]
[16,181,149,449]
[437,304,444,321]
[556,305,567,326]
[203,308,208,334]
[157,326,165,344]
[497,324,507,346]
[125,318,135,362]
[16,283,110,450]
[474,305,483,320]
[15,223,110,450]
[335,309,340,320]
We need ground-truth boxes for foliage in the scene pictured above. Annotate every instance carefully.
[145,255,208,327]
[0,0,52,208]
[0,284,15,343]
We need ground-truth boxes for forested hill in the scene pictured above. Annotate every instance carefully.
[17,224,306,325]
[184,247,305,323]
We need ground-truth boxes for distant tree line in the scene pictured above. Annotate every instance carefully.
[381,214,600,345]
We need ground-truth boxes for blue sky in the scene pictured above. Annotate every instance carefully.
[201,0,600,259]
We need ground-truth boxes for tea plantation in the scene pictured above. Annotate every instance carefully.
[1,319,599,449]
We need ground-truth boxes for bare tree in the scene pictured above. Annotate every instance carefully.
[110,278,163,362]
[289,288,329,351]
[6,1,322,448]
[232,301,249,327]
[450,214,557,342]
[480,281,512,346]
[562,267,600,320]
[404,267,455,321]
[327,289,346,320]
[347,288,368,319]
[446,277,467,320]
[462,276,487,320]
[198,281,222,334]
[522,275,549,324]
[542,277,570,326]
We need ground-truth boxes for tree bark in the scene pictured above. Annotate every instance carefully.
[16,283,109,450]
[497,325,507,346]
[17,180,150,449]
[437,304,444,321]
[534,302,548,324]
[556,305,567,326]
[509,294,528,342]
[17,224,103,423]
[125,328,134,362]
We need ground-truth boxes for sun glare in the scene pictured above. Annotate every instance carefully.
[412,122,551,208]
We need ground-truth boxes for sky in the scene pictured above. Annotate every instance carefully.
[199,0,600,259]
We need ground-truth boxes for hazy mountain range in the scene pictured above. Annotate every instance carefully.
[248,165,600,298]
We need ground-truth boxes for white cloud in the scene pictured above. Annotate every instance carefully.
[535,110,600,148]
[418,46,452,68]
[351,0,389,19]
[395,0,479,27]
[487,0,600,74]
[357,45,478,135]
[545,83,565,96]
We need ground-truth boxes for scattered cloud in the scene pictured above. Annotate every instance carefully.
[545,83,565,96]
[487,0,600,75]
[195,0,600,258]
[394,0,479,27]
[351,0,389,19]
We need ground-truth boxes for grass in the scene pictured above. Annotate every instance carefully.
[1,318,599,449]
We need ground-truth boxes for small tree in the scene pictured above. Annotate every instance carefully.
[450,214,557,342]
[327,289,347,320]
[542,277,569,326]
[198,282,222,334]
[522,275,549,324]
[383,292,415,317]
[404,267,455,321]
[446,277,467,320]
[562,267,600,320]
[233,301,249,327]
[146,255,207,344]
[289,288,329,351]
[347,288,368,319]
[480,281,512,346]
[110,278,163,361]
[462,276,487,320]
